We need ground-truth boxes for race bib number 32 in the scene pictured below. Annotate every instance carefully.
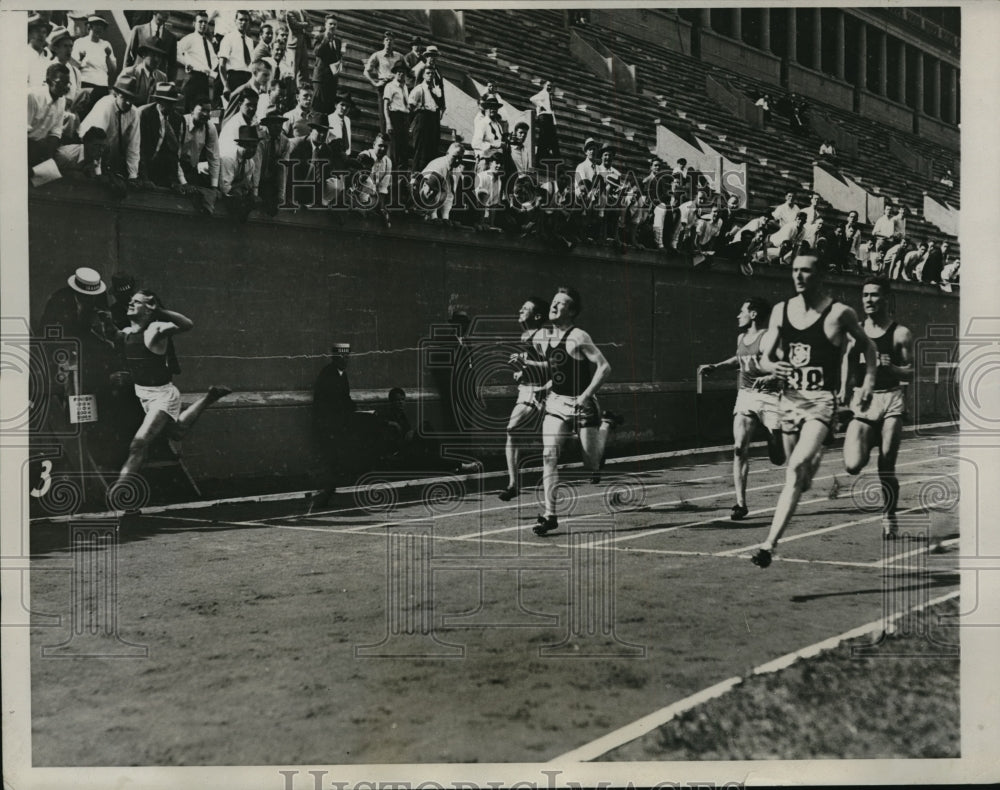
[787,366,825,391]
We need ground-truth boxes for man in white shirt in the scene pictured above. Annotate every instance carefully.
[471,97,505,172]
[79,74,142,181]
[529,79,559,163]
[508,122,532,174]
[178,98,220,189]
[221,58,271,126]
[282,85,314,138]
[382,61,409,169]
[364,31,402,135]
[768,211,808,263]
[802,192,822,226]
[474,152,505,230]
[72,15,117,108]
[594,143,623,243]
[46,27,82,107]
[55,127,107,179]
[327,94,353,162]
[356,132,393,226]
[28,63,71,168]
[574,138,599,239]
[771,191,800,226]
[871,205,898,257]
[27,13,52,87]
[692,206,724,265]
[420,142,464,223]
[220,125,259,220]
[177,11,218,111]
[218,10,255,97]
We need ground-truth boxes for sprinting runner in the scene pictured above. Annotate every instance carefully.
[750,255,876,568]
[499,296,549,501]
[534,287,620,536]
[699,297,786,520]
[109,290,230,504]
[842,278,913,538]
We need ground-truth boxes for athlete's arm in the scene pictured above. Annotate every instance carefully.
[839,335,856,403]
[698,353,738,374]
[573,330,610,402]
[839,305,876,407]
[154,308,194,335]
[757,303,790,379]
[886,325,915,380]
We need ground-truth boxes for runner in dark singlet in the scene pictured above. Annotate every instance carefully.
[534,286,621,536]
[842,278,913,537]
[699,297,785,520]
[499,297,549,501]
[749,255,877,568]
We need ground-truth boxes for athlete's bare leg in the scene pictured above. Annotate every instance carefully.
[732,414,756,510]
[503,402,538,493]
[756,420,829,555]
[878,415,904,520]
[117,409,174,483]
[541,413,573,518]
[579,422,610,474]
[843,418,876,475]
[169,385,232,441]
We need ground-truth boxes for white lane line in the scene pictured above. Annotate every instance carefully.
[550,589,960,763]
[876,537,961,567]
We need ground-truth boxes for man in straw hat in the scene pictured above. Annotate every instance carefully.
[27,12,53,86]
[138,82,185,187]
[80,73,143,181]
[45,26,81,104]
[71,15,117,111]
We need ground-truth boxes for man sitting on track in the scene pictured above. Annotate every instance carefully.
[109,289,231,507]
[499,296,549,501]
[534,287,621,536]
[699,297,786,521]
[749,255,876,568]
[841,278,913,538]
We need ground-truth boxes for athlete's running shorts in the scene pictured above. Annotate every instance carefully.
[779,389,835,434]
[850,388,906,426]
[134,382,181,421]
[545,392,602,428]
[733,388,782,432]
[516,383,546,409]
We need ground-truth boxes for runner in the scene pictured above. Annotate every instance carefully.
[499,296,549,501]
[749,255,876,567]
[108,289,231,504]
[699,297,786,520]
[534,287,620,536]
[841,278,913,537]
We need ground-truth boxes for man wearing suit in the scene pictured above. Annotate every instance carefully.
[311,343,358,509]
[119,41,169,106]
[124,11,177,80]
[138,82,184,187]
[176,11,218,111]
[286,112,335,209]
[311,15,345,115]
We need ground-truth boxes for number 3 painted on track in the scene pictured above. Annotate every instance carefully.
[30,460,52,498]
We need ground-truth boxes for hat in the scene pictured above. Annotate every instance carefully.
[334,92,356,111]
[112,74,141,102]
[306,111,329,132]
[423,44,440,56]
[27,13,51,29]
[599,142,617,155]
[236,125,261,144]
[46,25,72,48]
[86,14,107,26]
[111,272,135,293]
[67,267,107,296]
[138,38,167,58]
[151,82,181,103]
[582,137,598,153]
[331,342,351,354]
[391,60,408,74]
[259,107,285,127]
[382,30,394,39]
[480,95,501,110]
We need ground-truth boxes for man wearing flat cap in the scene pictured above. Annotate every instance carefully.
[80,74,143,181]
[138,82,185,187]
[27,13,53,87]
[124,10,177,80]
[119,39,169,105]
[364,30,403,135]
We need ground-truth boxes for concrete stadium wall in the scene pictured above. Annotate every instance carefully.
[29,185,959,484]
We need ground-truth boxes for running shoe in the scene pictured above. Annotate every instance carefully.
[730,504,749,521]
[498,486,518,502]
[533,515,559,536]
[750,547,772,568]
[882,513,899,539]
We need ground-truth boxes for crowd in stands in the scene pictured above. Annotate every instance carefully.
[25,10,958,288]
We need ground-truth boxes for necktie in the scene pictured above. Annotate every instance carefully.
[202,35,212,72]
[241,35,250,68]
[235,157,246,185]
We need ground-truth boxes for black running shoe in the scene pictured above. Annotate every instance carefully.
[730,504,749,521]
[533,515,559,536]
[750,547,772,568]
[498,486,518,502]
[602,410,625,428]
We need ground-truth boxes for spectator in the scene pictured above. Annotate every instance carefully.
[871,204,898,257]
[177,11,218,112]
[311,14,344,115]
[46,27,82,107]
[529,80,560,164]
[790,96,809,136]
[275,11,310,86]
[326,93,354,158]
[802,192,822,225]
[673,188,706,252]
[27,13,52,87]
[803,213,825,248]
[419,141,464,224]
[257,108,290,216]
[124,11,177,78]
[252,19,275,59]
[574,138,599,241]
[672,157,692,184]
[72,15,116,109]
[755,92,771,124]
[768,211,808,264]
[472,97,505,171]
[940,258,960,291]
[473,152,506,231]
[356,132,393,227]
[408,64,444,172]
[818,139,837,160]
[537,171,576,249]
[218,9,256,99]
[54,126,107,179]
[219,124,259,219]
[692,206,723,265]
[383,61,410,170]
[771,191,799,226]
[402,37,423,90]
[900,241,927,281]
[412,44,443,90]
[842,210,864,273]
[621,181,650,249]
[594,143,623,243]
[364,31,402,136]
[218,89,259,150]
[894,205,909,240]
[138,82,185,188]
[508,121,532,175]
[939,169,954,187]
[940,240,952,265]
[28,63,72,169]
[178,96,220,191]
[119,40,169,107]
[282,84,314,138]
[885,238,911,280]
[286,113,334,209]
[79,74,142,183]
[919,240,944,284]
[726,209,771,266]
[221,58,271,125]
